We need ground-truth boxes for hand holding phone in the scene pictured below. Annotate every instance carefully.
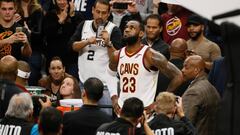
[112,2,128,10]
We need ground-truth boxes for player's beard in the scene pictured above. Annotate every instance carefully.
[122,35,139,46]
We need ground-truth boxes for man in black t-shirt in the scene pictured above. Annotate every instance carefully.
[0,0,32,60]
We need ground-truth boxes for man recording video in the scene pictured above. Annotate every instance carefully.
[0,0,32,60]
[109,0,142,34]
[69,0,123,116]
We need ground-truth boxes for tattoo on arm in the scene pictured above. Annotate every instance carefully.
[151,50,183,92]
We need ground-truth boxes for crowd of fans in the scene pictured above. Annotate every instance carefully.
[0,0,225,134]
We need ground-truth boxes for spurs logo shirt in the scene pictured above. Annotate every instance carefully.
[117,45,158,107]
[79,20,116,85]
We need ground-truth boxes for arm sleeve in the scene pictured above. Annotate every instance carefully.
[30,124,39,135]
[106,66,118,97]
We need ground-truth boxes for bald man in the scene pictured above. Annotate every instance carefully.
[169,38,188,67]
[0,55,18,81]
[0,55,22,118]
[156,38,188,96]
[170,38,187,60]
[181,55,220,135]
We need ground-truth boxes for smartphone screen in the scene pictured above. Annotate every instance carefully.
[16,27,23,33]
[112,2,128,10]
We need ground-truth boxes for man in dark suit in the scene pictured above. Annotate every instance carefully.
[62,77,112,135]
[182,55,220,135]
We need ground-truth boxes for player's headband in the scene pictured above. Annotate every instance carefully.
[17,69,31,79]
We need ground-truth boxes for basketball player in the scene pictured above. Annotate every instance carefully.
[108,20,183,115]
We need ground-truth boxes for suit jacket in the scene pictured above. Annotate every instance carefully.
[63,104,112,135]
[182,75,220,135]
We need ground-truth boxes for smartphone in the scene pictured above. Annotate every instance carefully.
[96,25,104,38]
[16,27,23,33]
[112,2,128,10]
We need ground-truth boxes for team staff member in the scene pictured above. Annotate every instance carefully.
[69,0,123,115]
[108,20,183,115]
[182,55,220,135]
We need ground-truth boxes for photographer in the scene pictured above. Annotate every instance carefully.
[147,92,196,135]
[0,93,36,135]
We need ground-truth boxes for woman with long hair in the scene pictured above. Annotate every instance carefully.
[15,0,45,86]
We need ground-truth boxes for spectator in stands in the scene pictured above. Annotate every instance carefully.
[63,77,112,135]
[134,0,153,20]
[186,14,222,70]
[0,0,32,60]
[109,0,142,34]
[15,0,44,86]
[70,0,123,116]
[56,76,81,113]
[182,55,220,135]
[59,76,81,99]
[38,56,71,103]
[38,106,63,135]
[0,93,37,134]
[160,0,192,44]
[42,0,83,79]
[148,92,196,135]
[142,14,169,59]
[0,55,22,118]
[96,97,154,135]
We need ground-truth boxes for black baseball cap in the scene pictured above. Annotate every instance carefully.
[186,14,205,25]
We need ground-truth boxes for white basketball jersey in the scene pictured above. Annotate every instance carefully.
[78,20,116,85]
[117,45,159,107]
